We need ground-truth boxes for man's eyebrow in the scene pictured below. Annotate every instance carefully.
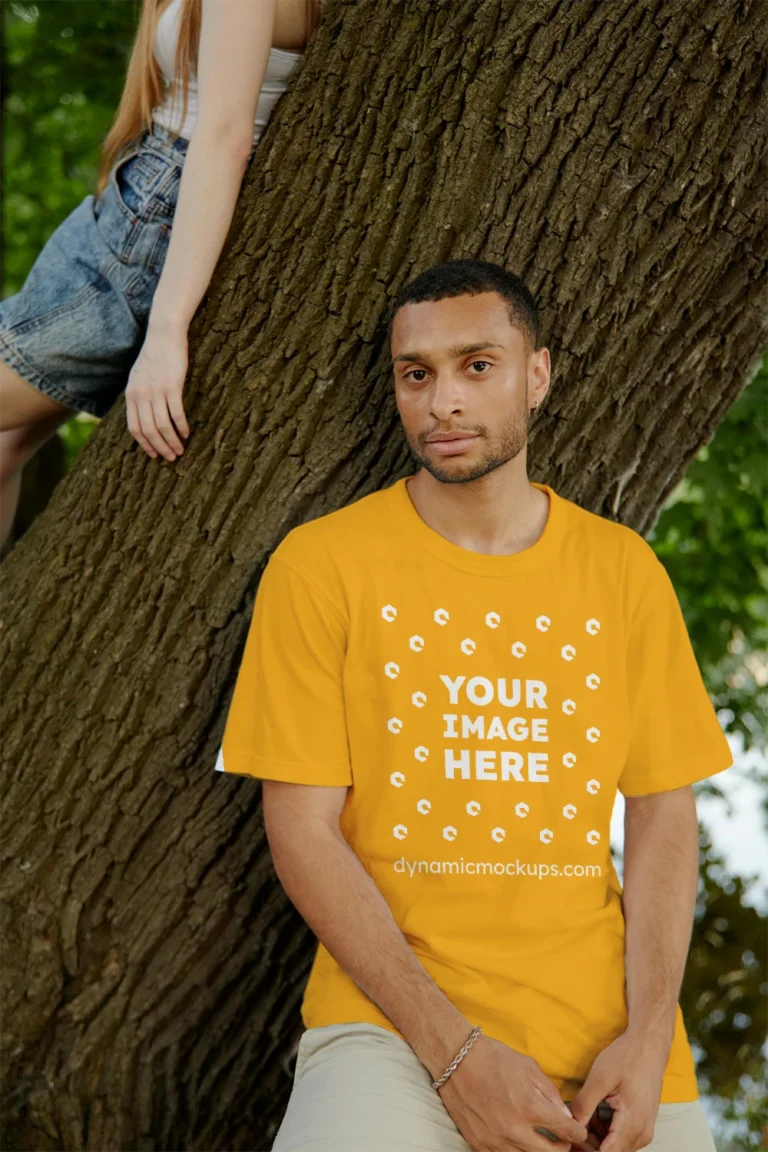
[393,342,506,364]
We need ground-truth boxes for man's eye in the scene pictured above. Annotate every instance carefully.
[470,361,491,372]
[404,369,428,382]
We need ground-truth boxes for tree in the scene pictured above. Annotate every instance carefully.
[1,1,766,1148]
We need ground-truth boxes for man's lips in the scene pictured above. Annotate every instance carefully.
[424,432,479,455]
[426,432,478,442]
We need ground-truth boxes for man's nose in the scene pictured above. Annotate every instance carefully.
[428,375,465,417]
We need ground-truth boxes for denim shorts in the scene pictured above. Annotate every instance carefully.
[0,121,189,419]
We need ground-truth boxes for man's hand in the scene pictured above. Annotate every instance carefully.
[568,1031,668,1151]
[126,319,190,462]
[438,1034,589,1151]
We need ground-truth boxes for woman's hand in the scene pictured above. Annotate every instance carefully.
[126,317,191,461]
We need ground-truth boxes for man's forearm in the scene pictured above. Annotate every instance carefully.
[270,823,474,1081]
[622,785,700,1052]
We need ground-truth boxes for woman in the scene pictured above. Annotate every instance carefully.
[0,0,323,547]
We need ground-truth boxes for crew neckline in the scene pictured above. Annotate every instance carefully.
[391,474,564,577]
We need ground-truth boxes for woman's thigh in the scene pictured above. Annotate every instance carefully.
[0,358,77,431]
[271,1024,718,1152]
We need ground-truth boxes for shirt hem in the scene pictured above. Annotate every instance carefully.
[300,1004,700,1103]
[619,744,733,798]
[220,746,353,787]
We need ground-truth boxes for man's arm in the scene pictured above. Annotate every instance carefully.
[623,785,699,1054]
[263,779,588,1152]
[262,778,473,1080]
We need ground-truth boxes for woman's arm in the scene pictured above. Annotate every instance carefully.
[127,0,279,462]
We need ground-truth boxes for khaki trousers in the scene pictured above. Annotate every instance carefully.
[271,1022,717,1152]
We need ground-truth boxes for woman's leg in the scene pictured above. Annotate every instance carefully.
[0,359,77,430]
[0,360,78,547]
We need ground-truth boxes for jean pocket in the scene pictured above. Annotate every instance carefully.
[115,149,179,223]
[94,142,143,263]
[115,156,143,214]
[107,141,144,216]
[96,139,179,261]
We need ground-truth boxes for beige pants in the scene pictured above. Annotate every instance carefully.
[271,1022,717,1152]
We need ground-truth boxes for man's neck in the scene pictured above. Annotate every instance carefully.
[405,468,550,558]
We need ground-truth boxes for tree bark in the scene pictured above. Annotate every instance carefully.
[1,0,766,1148]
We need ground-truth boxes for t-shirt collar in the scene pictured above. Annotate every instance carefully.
[391,474,564,577]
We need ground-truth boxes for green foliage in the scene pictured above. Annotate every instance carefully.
[650,352,768,759]
[3,0,139,295]
[684,825,767,1147]
[60,413,99,471]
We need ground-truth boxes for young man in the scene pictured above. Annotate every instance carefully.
[216,259,733,1152]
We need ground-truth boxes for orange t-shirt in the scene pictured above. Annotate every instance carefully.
[216,476,733,1102]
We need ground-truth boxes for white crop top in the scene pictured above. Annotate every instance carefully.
[152,0,321,143]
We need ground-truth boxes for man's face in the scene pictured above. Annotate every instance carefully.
[391,291,549,485]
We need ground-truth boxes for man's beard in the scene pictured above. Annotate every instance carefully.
[408,407,529,485]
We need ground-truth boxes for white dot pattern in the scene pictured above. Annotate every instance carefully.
[381,605,604,847]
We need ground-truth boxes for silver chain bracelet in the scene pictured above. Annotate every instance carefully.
[430,1025,483,1090]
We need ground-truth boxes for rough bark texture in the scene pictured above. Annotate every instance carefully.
[1,0,766,1148]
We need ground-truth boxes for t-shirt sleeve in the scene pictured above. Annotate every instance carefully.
[618,557,733,798]
[215,552,352,786]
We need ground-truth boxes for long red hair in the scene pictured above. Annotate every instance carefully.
[97,0,322,195]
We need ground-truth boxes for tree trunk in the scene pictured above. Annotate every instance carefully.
[1,0,765,1148]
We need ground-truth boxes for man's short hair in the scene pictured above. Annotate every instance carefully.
[386,258,540,354]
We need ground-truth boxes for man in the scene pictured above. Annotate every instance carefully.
[215,258,732,1152]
